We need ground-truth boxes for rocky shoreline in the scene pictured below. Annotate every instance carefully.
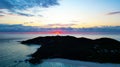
[21,36,120,64]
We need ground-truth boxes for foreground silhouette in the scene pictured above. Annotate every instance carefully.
[21,36,120,64]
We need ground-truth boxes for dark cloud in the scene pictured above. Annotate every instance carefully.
[107,11,120,15]
[18,13,34,17]
[0,11,4,13]
[0,10,5,17]
[0,0,59,10]
[14,12,34,17]
[0,0,59,16]
[0,9,38,17]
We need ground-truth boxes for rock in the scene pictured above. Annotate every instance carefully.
[21,36,120,64]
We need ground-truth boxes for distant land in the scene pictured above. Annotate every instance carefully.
[21,36,120,64]
[0,24,120,34]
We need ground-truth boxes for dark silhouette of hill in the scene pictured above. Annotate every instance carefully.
[21,36,120,64]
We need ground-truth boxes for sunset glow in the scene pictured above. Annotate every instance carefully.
[51,29,64,35]
[53,31,62,35]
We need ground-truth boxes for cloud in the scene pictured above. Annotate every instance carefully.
[42,24,77,28]
[14,12,34,17]
[0,0,59,10]
[0,0,59,16]
[0,9,14,16]
[0,15,4,17]
[71,21,80,23]
[0,9,38,17]
[0,11,4,13]
[107,11,120,15]
[0,9,7,17]
[0,9,12,14]
[23,22,34,24]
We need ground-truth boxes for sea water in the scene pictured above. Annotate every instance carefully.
[0,33,120,67]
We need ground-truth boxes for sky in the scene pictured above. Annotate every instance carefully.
[0,0,120,28]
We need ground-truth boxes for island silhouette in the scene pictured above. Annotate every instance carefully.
[21,36,120,64]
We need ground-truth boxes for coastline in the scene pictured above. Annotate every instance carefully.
[21,36,120,64]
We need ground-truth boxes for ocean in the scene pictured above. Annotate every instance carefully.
[0,33,120,67]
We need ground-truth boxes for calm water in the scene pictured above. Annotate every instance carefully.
[0,33,120,67]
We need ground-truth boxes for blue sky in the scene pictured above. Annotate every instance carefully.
[0,0,120,28]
